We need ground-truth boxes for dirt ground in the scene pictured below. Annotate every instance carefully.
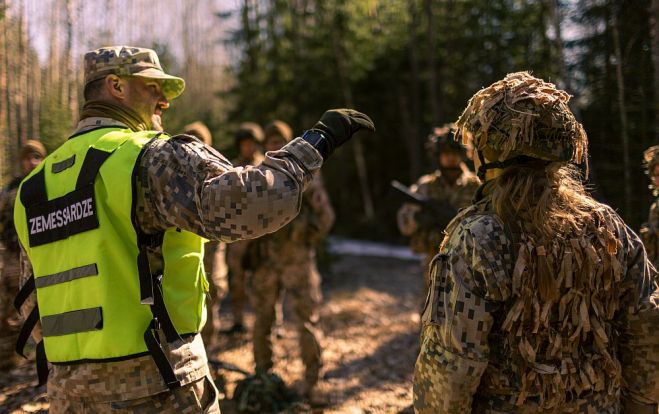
[0,253,424,414]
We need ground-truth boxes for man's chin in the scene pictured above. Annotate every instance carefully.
[151,114,164,132]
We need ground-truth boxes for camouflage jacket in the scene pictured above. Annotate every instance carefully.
[414,189,659,413]
[397,164,480,257]
[19,117,322,402]
[640,198,659,270]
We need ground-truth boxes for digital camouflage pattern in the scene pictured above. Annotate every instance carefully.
[224,151,266,327]
[640,146,659,269]
[413,191,659,413]
[250,173,334,390]
[0,177,24,369]
[84,46,185,101]
[640,200,659,270]
[18,117,323,404]
[397,164,480,283]
[49,375,219,413]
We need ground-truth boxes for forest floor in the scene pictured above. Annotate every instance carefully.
[0,252,424,414]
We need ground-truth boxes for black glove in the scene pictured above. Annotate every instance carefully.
[305,109,375,159]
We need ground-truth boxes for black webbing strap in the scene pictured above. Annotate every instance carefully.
[35,341,49,387]
[476,150,547,181]
[143,319,181,390]
[16,305,39,358]
[75,148,113,189]
[20,169,47,206]
[151,274,181,344]
[14,274,35,312]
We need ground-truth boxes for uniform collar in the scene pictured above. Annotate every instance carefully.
[73,117,129,135]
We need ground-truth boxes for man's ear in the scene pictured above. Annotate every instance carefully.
[105,75,126,100]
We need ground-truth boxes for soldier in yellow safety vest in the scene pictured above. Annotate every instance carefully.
[13,45,374,413]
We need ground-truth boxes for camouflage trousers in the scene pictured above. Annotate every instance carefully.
[49,375,220,413]
[226,240,249,325]
[0,252,21,370]
[250,251,323,388]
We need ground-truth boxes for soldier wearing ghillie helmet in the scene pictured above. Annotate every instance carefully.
[640,145,659,269]
[413,72,659,413]
[396,124,480,291]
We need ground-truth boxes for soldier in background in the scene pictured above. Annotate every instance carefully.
[183,121,229,347]
[224,122,265,334]
[0,140,46,370]
[249,120,335,402]
[396,125,480,290]
[414,72,659,413]
[640,145,659,269]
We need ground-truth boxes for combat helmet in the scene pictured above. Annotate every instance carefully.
[235,122,264,148]
[425,124,466,157]
[455,71,588,180]
[643,145,659,196]
[264,120,293,143]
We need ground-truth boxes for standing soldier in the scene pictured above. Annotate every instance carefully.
[0,140,46,370]
[414,72,659,413]
[396,125,480,289]
[249,120,335,403]
[13,46,373,412]
[223,122,265,334]
[640,145,659,270]
[183,121,229,347]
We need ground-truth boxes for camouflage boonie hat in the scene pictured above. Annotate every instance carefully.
[455,72,587,165]
[84,46,185,101]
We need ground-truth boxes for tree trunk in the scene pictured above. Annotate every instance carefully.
[331,2,375,220]
[407,0,422,180]
[425,0,440,125]
[0,0,7,183]
[612,13,632,217]
[651,0,659,141]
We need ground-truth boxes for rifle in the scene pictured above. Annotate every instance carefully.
[391,180,458,231]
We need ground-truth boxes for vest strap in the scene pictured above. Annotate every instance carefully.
[75,148,113,189]
[144,319,181,390]
[41,307,103,337]
[35,263,98,289]
[20,169,47,206]
[14,274,35,312]
[35,340,49,387]
[16,305,40,358]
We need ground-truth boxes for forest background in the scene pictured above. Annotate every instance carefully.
[0,0,657,242]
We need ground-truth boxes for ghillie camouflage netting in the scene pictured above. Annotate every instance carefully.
[455,71,587,165]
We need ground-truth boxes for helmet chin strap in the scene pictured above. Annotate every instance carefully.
[476,149,544,181]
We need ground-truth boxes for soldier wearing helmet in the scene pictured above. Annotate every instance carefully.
[222,122,266,335]
[413,72,659,413]
[640,146,659,269]
[0,140,46,371]
[396,124,480,291]
[248,120,334,404]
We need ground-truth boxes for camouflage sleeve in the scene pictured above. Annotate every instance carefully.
[413,214,510,414]
[616,219,659,406]
[137,135,323,241]
[18,244,42,342]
